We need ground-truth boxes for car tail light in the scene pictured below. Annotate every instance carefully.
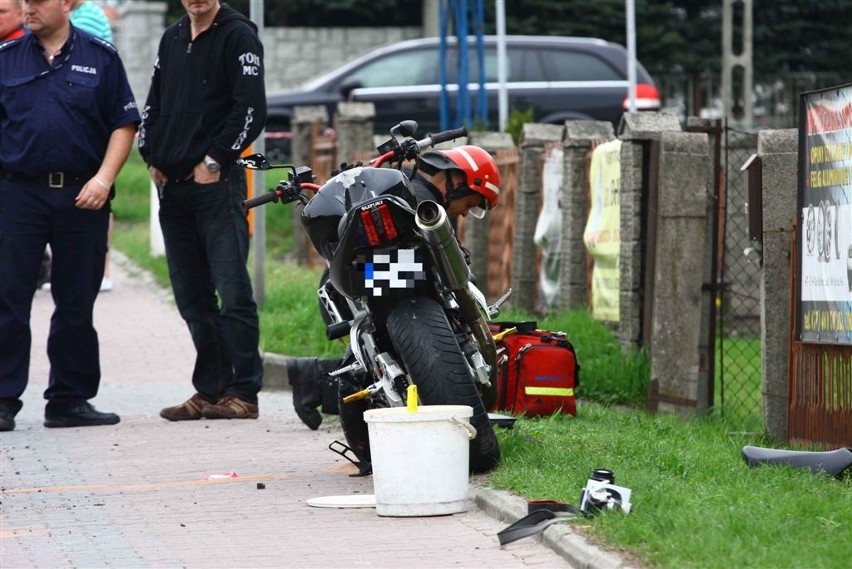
[622,83,661,111]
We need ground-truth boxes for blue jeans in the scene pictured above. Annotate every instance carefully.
[0,179,108,412]
[158,168,262,403]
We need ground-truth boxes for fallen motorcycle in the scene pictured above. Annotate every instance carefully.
[239,120,507,474]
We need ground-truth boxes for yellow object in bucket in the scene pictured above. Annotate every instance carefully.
[407,384,418,412]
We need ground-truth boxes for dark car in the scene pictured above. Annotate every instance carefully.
[265,35,660,157]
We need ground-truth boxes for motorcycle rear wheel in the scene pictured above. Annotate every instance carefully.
[387,296,501,473]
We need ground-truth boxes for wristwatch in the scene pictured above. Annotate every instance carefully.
[203,156,221,173]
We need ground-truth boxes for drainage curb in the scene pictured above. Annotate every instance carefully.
[262,352,291,391]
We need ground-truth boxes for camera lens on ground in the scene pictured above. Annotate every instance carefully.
[590,469,615,484]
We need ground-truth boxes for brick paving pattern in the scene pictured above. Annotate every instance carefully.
[0,253,578,569]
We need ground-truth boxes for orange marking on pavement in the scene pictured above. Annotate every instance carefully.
[329,462,360,474]
[3,473,291,494]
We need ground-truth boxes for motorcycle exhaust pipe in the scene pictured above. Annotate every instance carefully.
[416,200,499,394]
[415,200,470,290]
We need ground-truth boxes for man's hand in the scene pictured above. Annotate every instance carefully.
[149,166,169,188]
[75,176,112,210]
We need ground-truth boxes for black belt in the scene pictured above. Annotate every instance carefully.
[5,172,96,188]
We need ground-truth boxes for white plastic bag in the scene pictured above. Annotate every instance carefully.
[534,146,564,308]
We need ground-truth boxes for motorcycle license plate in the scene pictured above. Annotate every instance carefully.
[357,248,425,296]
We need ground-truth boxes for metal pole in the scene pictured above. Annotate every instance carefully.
[495,0,508,132]
[439,0,450,130]
[625,0,637,112]
[456,0,469,128]
[250,0,266,304]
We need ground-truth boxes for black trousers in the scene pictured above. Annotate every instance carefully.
[0,179,108,411]
[158,170,263,403]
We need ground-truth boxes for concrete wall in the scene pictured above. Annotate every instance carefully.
[262,27,422,93]
[113,2,168,112]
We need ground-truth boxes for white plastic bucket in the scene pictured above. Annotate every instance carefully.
[363,405,476,517]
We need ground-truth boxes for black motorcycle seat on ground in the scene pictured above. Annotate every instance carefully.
[741,445,852,478]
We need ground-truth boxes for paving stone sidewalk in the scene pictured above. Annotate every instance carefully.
[0,252,631,569]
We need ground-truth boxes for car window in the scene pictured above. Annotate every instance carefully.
[340,42,625,89]
[540,48,623,81]
[428,47,491,84]
[457,45,621,84]
[448,47,538,83]
[344,49,439,88]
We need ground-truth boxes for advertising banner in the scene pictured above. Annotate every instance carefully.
[584,139,622,322]
[797,83,852,344]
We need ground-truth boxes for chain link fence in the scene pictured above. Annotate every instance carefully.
[656,71,846,130]
[715,127,763,432]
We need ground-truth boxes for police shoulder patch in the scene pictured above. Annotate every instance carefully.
[89,36,118,54]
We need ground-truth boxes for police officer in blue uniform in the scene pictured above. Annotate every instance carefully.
[0,0,140,431]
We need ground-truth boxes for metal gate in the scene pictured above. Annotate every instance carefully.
[689,120,764,431]
[788,220,852,446]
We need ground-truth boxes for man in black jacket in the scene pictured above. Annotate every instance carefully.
[139,0,267,421]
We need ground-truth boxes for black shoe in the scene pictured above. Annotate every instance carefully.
[0,399,22,432]
[44,402,120,428]
[0,412,14,432]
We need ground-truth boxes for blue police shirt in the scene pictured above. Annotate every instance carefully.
[0,27,140,177]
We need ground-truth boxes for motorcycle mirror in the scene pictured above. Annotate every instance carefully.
[390,120,418,138]
[236,153,272,170]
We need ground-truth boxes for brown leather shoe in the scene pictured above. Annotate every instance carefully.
[160,393,212,421]
[202,394,259,420]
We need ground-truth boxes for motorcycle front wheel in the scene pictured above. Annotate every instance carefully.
[386,296,501,473]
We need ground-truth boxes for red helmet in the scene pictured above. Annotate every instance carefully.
[419,145,501,214]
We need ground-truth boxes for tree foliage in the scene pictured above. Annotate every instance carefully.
[163,0,419,27]
[161,0,851,82]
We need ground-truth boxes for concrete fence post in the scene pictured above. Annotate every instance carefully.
[291,106,329,265]
[513,124,564,312]
[759,128,798,440]
[647,130,710,415]
[335,102,376,166]
[560,121,616,310]
[617,112,683,349]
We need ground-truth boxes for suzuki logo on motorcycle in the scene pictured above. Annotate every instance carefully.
[239,52,261,76]
[357,248,425,296]
[359,200,389,212]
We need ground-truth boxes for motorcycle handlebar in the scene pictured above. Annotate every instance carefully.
[417,127,468,150]
[374,125,469,167]
[241,180,320,211]
[242,188,282,210]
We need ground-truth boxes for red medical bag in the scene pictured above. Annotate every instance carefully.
[489,322,579,417]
